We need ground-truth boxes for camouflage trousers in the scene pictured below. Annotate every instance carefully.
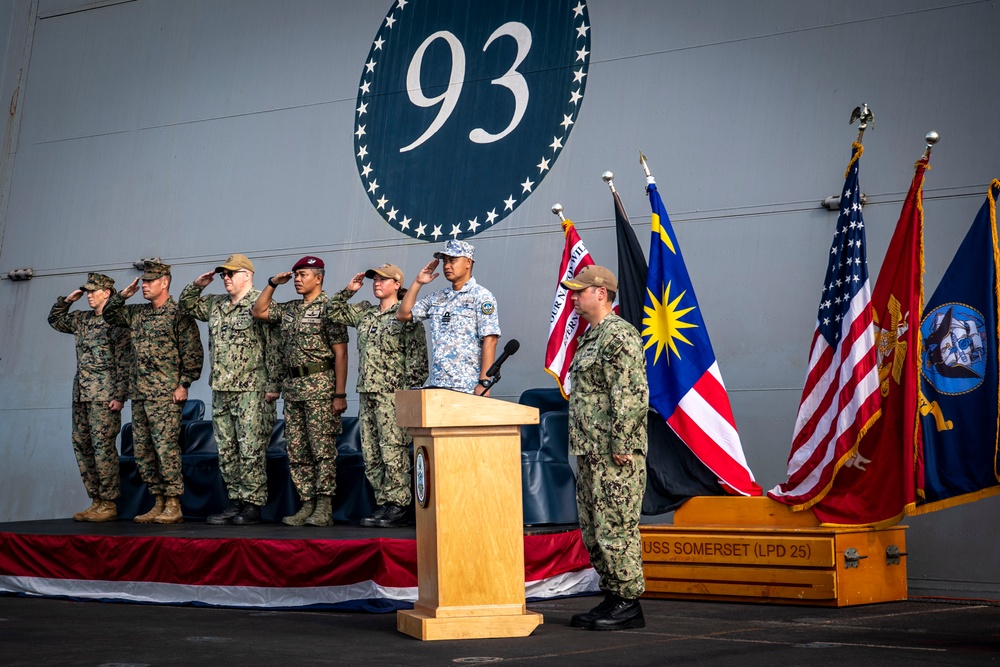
[131,399,184,497]
[213,390,276,506]
[359,392,412,506]
[576,451,647,600]
[283,399,340,502]
[71,401,122,500]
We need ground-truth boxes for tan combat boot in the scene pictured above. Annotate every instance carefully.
[134,495,165,523]
[153,496,184,524]
[73,499,100,521]
[282,499,316,526]
[85,500,118,523]
[304,495,333,527]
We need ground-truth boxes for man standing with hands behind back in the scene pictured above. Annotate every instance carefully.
[561,265,648,631]
[396,240,499,395]
[103,261,204,524]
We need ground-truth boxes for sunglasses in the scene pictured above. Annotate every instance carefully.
[219,269,246,278]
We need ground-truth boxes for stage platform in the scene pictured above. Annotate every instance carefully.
[0,520,596,612]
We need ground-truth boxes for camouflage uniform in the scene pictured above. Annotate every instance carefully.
[569,313,648,600]
[268,292,348,502]
[409,277,499,393]
[180,283,280,506]
[103,293,204,497]
[48,295,129,502]
[329,288,428,506]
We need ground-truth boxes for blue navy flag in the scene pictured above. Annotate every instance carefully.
[913,180,1000,513]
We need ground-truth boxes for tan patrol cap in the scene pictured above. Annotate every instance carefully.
[365,263,404,283]
[80,272,115,292]
[141,261,171,280]
[561,265,618,292]
[216,253,255,273]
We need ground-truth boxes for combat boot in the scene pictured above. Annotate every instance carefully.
[570,593,616,628]
[304,495,333,527]
[73,499,101,522]
[588,596,645,631]
[153,496,184,524]
[282,499,316,526]
[85,500,118,523]
[134,495,165,523]
[232,503,261,526]
[207,500,243,525]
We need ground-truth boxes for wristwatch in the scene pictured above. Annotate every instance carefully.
[180,381,191,389]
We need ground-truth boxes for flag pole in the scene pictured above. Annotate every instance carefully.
[601,171,616,193]
[850,103,874,143]
[923,130,940,159]
[639,151,651,179]
[551,203,566,222]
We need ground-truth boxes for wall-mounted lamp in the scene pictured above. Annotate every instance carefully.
[133,257,161,270]
[6,268,34,281]
[822,193,868,211]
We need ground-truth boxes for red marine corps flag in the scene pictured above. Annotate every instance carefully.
[545,206,596,397]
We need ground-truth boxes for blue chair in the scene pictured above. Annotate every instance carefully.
[178,420,228,517]
[180,399,205,422]
[521,410,578,525]
[518,387,568,415]
[332,416,377,523]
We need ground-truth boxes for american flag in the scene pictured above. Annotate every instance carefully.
[768,144,882,509]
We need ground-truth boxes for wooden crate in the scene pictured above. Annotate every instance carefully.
[640,497,908,606]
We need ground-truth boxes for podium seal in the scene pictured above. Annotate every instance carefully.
[415,445,430,507]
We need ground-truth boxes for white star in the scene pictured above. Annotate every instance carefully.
[822,300,832,309]
[450,223,462,237]
[573,68,587,83]
[400,216,411,230]
[560,114,574,130]
[365,58,377,73]
[835,296,842,305]
[854,257,862,266]
[830,246,836,254]
[355,124,366,139]
[357,101,368,116]
[397,0,408,9]
[576,23,590,38]
[377,195,388,209]
[387,207,398,221]
[857,221,864,229]
[835,314,842,323]
[550,136,563,151]
[521,177,534,193]
[373,37,385,51]
[467,217,480,233]
[835,279,843,287]
[537,157,551,173]
[503,195,516,211]
[357,145,368,160]
[569,89,583,105]
[576,46,589,62]
[844,189,852,197]
[361,163,373,177]
[360,80,371,94]
[572,1,585,17]
[853,274,860,282]
[485,208,498,224]
[823,317,830,326]
[431,224,443,239]
[367,178,379,194]
[385,14,396,28]
[415,222,426,237]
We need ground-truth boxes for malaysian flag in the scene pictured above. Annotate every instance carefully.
[769,143,882,509]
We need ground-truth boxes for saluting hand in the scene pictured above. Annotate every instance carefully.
[416,259,439,285]
[120,278,141,299]
[270,271,293,286]
[347,272,365,291]
[66,289,85,303]
[193,271,215,287]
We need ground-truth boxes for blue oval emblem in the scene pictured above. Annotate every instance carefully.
[921,302,988,395]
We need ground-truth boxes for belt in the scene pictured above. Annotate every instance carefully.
[288,360,333,379]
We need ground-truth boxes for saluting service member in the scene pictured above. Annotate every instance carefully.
[103,261,204,524]
[47,273,129,522]
[329,264,428,528]
[180,253,281,526]
[561,265,648,631]
[252,256,348,527]
[396,240,499,395]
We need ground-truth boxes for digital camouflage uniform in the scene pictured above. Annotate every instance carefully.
[180,283,280,506]
[569,313,648,600]
[409,276,499,393]
[103,293,204,497]
[48,295,129,502]
[268,292,348,502]
[329,287,428,506]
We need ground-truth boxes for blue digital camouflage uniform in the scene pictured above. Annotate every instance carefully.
[409,276,500,393]
[569,313,648,601]
[267,292,348,502]
[48,296,129,502]
[103,293,204,498]
[329,287,428,506]
[179,283,281,507]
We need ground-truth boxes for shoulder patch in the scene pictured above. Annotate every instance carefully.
[481,302,495,316]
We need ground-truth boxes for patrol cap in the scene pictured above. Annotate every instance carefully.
[365,263,403,283]
[433,239,475,260]
[292,255,324,272]
[80,272,115,292]
[561,265,618,292]
[141,261,172,280]
[215,253,254,274]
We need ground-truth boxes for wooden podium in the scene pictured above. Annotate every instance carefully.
[395,389,543,641]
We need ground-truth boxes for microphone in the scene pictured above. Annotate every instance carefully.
[486,339,520,378]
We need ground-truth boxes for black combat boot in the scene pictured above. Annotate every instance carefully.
[588,596,645,631]
[232,503,261,526]
[207,500,243,525]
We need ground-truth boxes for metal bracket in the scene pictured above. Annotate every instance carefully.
[886,545,908,566]
[844,548,868,569]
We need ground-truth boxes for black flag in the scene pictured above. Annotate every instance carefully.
[613,188,647,330]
